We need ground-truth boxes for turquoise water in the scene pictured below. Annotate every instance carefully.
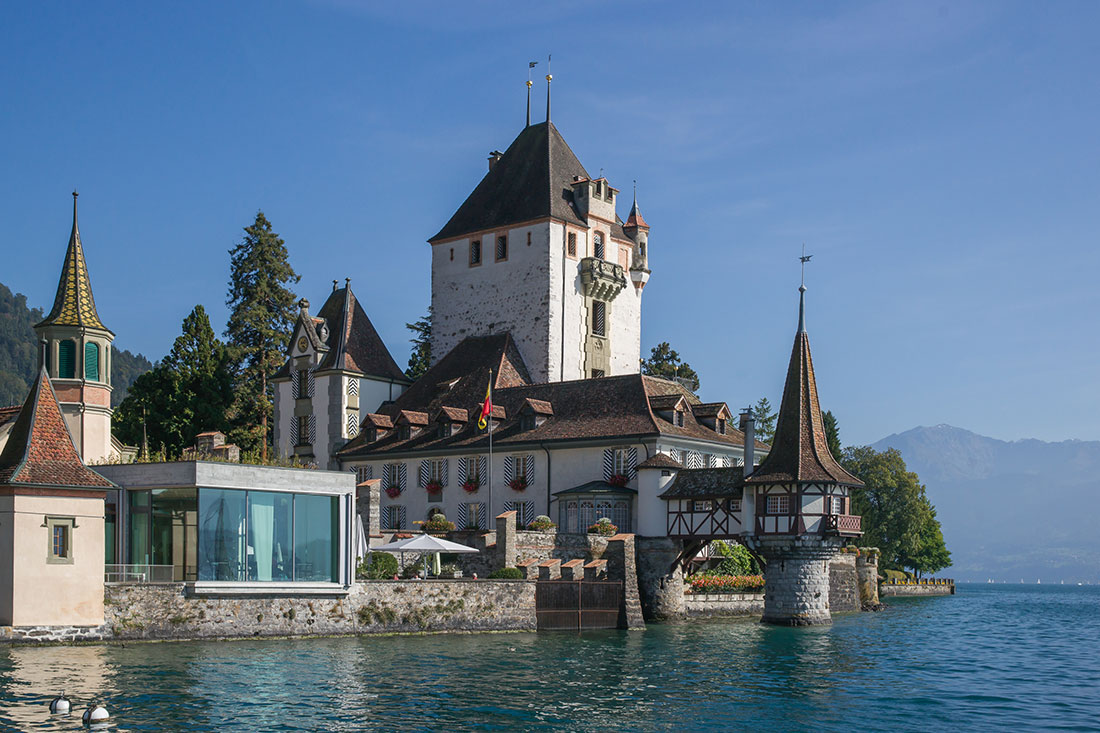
[1,585,1098,731]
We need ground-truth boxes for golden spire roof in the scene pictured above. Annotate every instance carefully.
[37,192,110,333]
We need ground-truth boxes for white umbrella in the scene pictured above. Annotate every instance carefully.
[355,514,370,561]
[373,533,479,578]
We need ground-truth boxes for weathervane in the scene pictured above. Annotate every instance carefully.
[800,244,812,289]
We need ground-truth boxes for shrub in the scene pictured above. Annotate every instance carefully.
[488,567,525,580]
[588,517,617,536]
[356,552,399,580]
[687,574,764,594]
[423,514,456,533]
[527,515,557,531]
[708,540,760,575]
[882,568,911,583]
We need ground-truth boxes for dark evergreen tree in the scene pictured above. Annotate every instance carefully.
[640,342,700,392]
[405,307,432,380]
[224,212,299,458]
[753,397,777,443]
[110,346,153,406]
[823,409,842,460]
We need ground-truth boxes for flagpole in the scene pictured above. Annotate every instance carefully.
[487,368,493,526]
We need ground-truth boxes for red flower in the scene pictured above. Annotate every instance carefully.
[508,477,527,492]
[425,480,443,494]
[462,479,480,493]
[384,485,401,499]
[608,473,629,488]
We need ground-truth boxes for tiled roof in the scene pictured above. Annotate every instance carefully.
[316,285,407,381]
[746,296,863,486]
[691,402,730,418]
[396,410,429,427]
[637,452,684,470]
[36,194,111,333]
[642,377,766,450]
[659,467,745,499]
[624,196,649,230]
[522,398,554,415]
[362,413,393,429]
[0,367,115,489]
[430,121,590,242]
[0,406,21,429]
[436,406,468,423]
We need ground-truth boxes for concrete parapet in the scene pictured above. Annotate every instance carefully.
[560,559,585,580]
[517,558,540,580]
[583,559,607,580]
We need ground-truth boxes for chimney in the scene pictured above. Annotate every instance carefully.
[488,150,503,172]
[740,408,755,476]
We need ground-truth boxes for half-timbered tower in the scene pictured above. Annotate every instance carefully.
[742,283,864,626]
[32,193,116,464]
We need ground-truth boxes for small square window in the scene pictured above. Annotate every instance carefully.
[767,494,790,515]
[470,240,482,266]
[46,517,75,564]
[495,236,508,261]
[567,232,577,257]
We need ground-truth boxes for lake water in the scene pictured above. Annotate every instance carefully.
[1,584,1097,731]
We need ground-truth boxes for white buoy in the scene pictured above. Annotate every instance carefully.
[48,692,71,714]
[82,701,109,725]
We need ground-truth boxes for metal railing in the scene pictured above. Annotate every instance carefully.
[104,564,175,583]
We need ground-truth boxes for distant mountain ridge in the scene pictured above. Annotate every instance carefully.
[872,425,1100,583]
[0,281,151,407]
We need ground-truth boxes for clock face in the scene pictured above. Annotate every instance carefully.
[297,336,308,352]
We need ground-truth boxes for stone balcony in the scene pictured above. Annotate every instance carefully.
[580,257,628,301]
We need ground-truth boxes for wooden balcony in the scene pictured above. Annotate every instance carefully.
[824,513,862,536]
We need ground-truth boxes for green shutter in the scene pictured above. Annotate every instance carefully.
[58,340,76,379]
[84,342,99,381]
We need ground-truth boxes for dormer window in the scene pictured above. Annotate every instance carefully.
[399,426,411,440]
[674,410,685,428]
[717,418,726,435]
[595,181,602,197]
[521,414,536,431]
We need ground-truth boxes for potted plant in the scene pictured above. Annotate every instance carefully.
[587,517,618,536]
[508,476,527,492]
[462,478,480,493]
[439,563,463,579]
[423,513,455,534]
[527,515,557,532]
[608,473,629,488]
[384,484,401,499]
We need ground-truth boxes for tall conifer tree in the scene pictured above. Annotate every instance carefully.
[224,212,299,458]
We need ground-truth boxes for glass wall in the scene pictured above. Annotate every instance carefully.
[189,488,339,583]
[129,490,151,565]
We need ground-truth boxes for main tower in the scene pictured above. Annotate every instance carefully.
[33,193,115,464]
[428,79,649,383]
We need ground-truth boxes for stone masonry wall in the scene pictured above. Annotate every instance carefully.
[683,593,763,618]
[758,539,840,626]
[880,582,955,597]
[857,548,881,606]
[635,536,684,620]
[829,552,860,613]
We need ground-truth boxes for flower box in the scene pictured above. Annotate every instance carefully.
[462,480,480,493]
[508,477,527,492]
[424,480,444,494]
[608,473,629,488]
[384,485,401,499]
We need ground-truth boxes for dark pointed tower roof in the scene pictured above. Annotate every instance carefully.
[624,188,648,230]
[0,364,114,489]
[746,288,862,486]
[315,282,408,381]
[430,121,590,242]
[36,192,111,334]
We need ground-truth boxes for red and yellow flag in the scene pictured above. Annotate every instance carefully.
[478,376,492,430]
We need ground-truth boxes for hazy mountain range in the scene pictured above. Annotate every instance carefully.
[872,425,1100,583]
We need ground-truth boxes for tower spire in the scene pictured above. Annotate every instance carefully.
[545,54,552,122]
[798,245,812,334]
[36,191,108,332]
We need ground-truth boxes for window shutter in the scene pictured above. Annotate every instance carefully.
[603,449,615,481]
[504,456,514,483]
[628,447,638,478]
[479,456,488,481]
[290,417,299,445]
[525,455,535,484]
[308,415,316,444]
[58,341,76,379]
[687,450,701,469]
[419,460,429,487]
[292,371,300,399]
[457,457,468,485]
[348,379,358,397]
[347,413,358,437]
[592,301,606,337]
[476,503,486,529]
[84,343,99,381]
[457,503,469,529]
[398,463,407,490]
[396,506,406,529]
[441,459,449,487]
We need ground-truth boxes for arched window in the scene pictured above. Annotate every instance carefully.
[84,342,99,381]
[58,340,76,379]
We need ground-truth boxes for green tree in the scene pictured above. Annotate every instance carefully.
[640,342,700,392]
[823,409,841,460]
[114,305,234,457]
[708,540,761,575]
[841,445,950,576]
[224,212,299,458]
[405,307,432,380]
[753,397,777,443]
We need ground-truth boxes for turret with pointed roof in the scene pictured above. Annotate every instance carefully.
[33,193,116,464]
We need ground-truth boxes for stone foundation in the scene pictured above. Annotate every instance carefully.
[683,592,763,618]
[829,552,860,613]
[756,538,842,626]
[856,548,881,606]
[635,536,684,620]
[881,581,955,597]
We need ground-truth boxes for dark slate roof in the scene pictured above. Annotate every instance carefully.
[553,480,637,496]
[0,367,115,489]
[746,295,863,486]
[430,121,590,242]
[642,376,766,450]
[637,452,684,470]
[316,285,407,380]
[659,467,745,499]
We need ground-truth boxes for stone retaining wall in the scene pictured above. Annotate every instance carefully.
[881,582,955,597]
[683,593,763,618]
[829,553,860,613]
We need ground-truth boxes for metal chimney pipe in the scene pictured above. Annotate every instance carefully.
[38,339,48,373]
[740,408,755,477]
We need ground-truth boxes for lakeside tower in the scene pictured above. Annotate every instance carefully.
[33,193,115,464]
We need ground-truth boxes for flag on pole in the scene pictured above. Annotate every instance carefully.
[478,375,492,430]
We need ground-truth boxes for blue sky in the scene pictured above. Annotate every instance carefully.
[2,1,1097,445]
